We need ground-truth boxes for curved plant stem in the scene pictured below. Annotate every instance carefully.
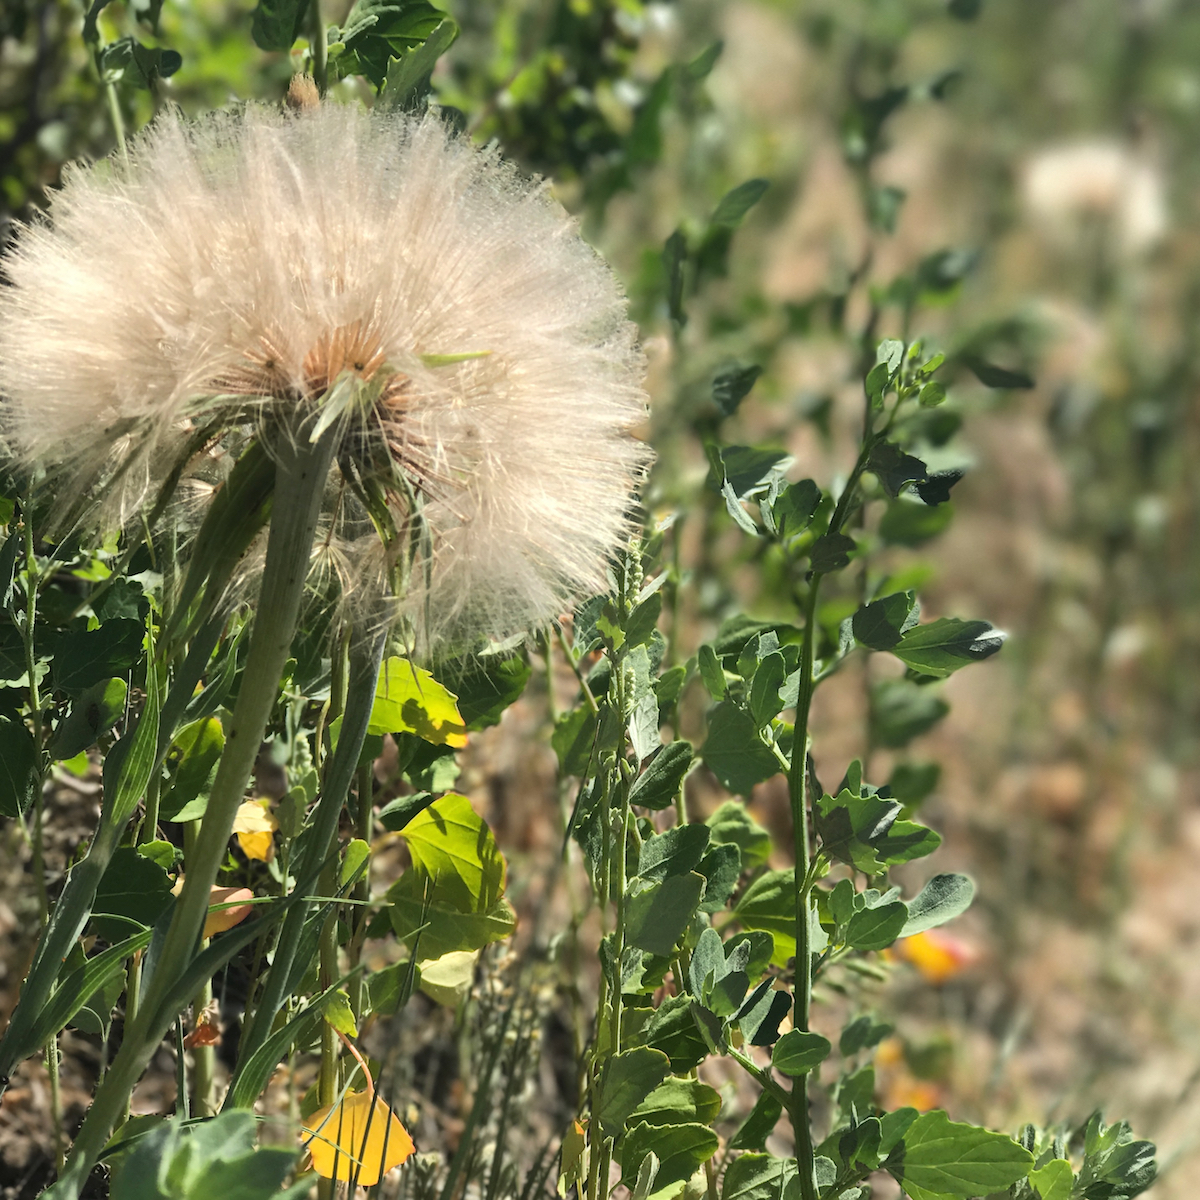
[46,420,338,1199]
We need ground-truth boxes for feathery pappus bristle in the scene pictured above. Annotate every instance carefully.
[0,101,650,643]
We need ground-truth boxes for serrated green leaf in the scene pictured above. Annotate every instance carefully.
[597,1047,670,1138]
[771,1029,831,1075]
[885,1110,1033,1195]
[630,741,694,811]
[630,1078,721,1129]
[626,874,706,957]
[637,825,710,882]
[702,704,780,796]
[853,592,919,651]
[620,1122,718,1189]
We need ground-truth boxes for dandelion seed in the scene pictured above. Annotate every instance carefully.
[0,101,649,642]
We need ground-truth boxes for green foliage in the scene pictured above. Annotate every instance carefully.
[109,1110,307,1199]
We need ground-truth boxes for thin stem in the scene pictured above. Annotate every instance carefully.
[47,421,338,1199]
[310,0,328,93]
[21,511,48,928]
[316,861,340,1200]
[787,572,822,1200]
[47,1034,63,1173]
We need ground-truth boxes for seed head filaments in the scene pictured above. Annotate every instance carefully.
[0,102,650,642]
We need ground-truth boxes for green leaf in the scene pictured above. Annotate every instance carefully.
[432,653,529,730]
[553,706,597,777]
[637,825,710,882]
[879,497,954,546]
[339,838,370,888]
[97,38,182,87]
[394,792,504,909]
[321,989,358,1039]
[50,677,127,761]
[249,0,307,49]
[867,442,928,500]
[839,1016,893,1056]
[877,339,905,371]
[641,994,708,1072]
[0,716,38,818]
[870,678,949,748]
[702,704,780,796]
[901,874,974,937]
[663,229,688,325]
[712,446,792,501]
[387,793,516,959]
[620,1122,718,1189]
[627,592,663,649]
[626,873,706,957]
[736,977,791,1046]
[771,1029,831,1076]
[887,761,940,807]
[597,1048,671,1137]
[698,644,726,700]
[748,652,786,728]
[92,846,173,942]
[52,618,142,695]
[845,901,908,951]
[885,1110,1033,1196]
[865,361,892,410]
[810,533,857,573]
[918,381,947,407]
[891,618,1006,678]
[369,656,467,745]
[380,15,457,103]
[720,1153,795,1200]
[853,592,918,651]
[1028,1159,1074,1200]
[696,843,741,913]
[707,802,771,871]
[767,480,821,539]
[713,364,762,418]
[630,741,694,811]
[733,869,796,966]
[728,1091,783,1151]
[161,717,224,823]
[376,791,435,832]
[965,357,1034,390]
[710,179,769,228]
[915,470,964,506]
[109,1110,303,1199]
[630,1078,722,1129]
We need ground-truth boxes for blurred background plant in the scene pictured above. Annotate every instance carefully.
[1,0,1199,1197]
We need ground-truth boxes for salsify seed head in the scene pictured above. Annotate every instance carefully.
[0,101,649,642]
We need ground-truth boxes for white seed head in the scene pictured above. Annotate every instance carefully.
[0,103,650,643]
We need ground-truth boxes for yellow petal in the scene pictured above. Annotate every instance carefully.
[237,829,275,862]
[233,800,278,863]
[302,1090,415,1185]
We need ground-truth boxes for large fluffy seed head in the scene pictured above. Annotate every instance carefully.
[0,103,649,642]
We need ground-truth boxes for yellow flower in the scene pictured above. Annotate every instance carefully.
[232,800,278,863]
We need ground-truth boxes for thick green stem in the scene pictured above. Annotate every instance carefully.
[231,617,386,1078]
[47,423,337,1199]
[787,574,822,1200]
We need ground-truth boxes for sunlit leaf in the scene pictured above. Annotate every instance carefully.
[303,1090,415,1186]
[368,657,467,747]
